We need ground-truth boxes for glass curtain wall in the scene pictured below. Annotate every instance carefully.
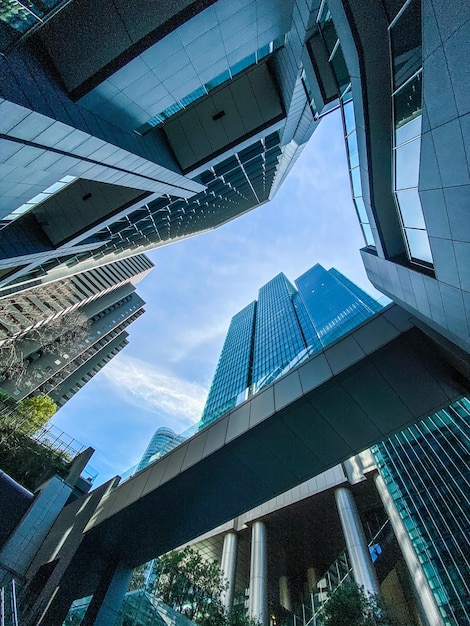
[373,398,470,625]
[390,0,433,266]
[316,2,375,247]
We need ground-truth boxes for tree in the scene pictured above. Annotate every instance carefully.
[318,580,389,626]
[0,392,67,489]
[0,309,90,385]
[16,395,57,433]
[0,391,57,435]
[147,547,262,626]
[154,547,226,624]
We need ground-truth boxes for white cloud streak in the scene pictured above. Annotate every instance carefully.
[101,354,207,429]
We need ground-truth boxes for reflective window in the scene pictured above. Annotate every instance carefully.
[390,2,432,267]
[390,0,422,89]
[395,137,420,189]
[330,46,349,95]
[0,0,62,52]
[350,166,362,198]
[361,222,375,247]
[347,130,358,168]
[354,196,368,224]
[317,4,337,55]
[395,72,422,138]
[373,399,470,626]
[343,100,355,136]
[396,189,425,228]
[405,228,433,264]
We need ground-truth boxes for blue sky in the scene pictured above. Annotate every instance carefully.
[52,110,383,484]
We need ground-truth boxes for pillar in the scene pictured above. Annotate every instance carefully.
[279,575,292,612]
[220,531,238,613]
[334,486,380,596]
[81,561,133,626]
[374,473,444,626]
[249,521,268,626]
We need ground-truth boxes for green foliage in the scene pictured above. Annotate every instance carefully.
[225,610,262,626]
[0,427,69,490]
[0,391,66,489]
[16,395,57,433]
[154,546,226,624]
[319,580,389,626]
[142,547,262,626]
[128,563,147,592]
[0,391,57,434]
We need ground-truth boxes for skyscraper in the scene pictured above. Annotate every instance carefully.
[200,263,381,428]
[0,254,153,408]
[373,398,470,625]
[135,427,185,473]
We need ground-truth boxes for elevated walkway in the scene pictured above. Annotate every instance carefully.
[83,306,467,568]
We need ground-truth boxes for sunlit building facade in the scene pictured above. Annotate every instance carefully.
[0,254,153,408]
[199,263,381,428]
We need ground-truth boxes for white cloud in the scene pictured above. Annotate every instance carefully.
[101,354,207,429]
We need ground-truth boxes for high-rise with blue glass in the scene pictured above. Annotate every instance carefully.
[373,399,470,625]
[200,263,381,427]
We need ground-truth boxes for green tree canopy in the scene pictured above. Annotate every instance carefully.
[17,394,57,433]
[132,548,261,626]
[319,580,389,626]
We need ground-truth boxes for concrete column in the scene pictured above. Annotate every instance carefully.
[81,561,132,626]
[374,473,444,626]
[220,531,238,613]
[249,521,268,626]
[334,486,380,596]
[279,575,292,612]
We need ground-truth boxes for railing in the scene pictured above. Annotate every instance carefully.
[282,519,392,626]
[32,423,86,461]
[0,579,19,626]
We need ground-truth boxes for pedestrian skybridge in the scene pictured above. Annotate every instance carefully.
[82,304,467,568]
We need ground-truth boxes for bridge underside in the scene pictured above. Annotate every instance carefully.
[86,329,467,568]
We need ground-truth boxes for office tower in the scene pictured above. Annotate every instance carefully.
[373,398,470,626]
[302,0,469,357]
[200,263,381,428]
[0,254,153,407]
[135,427,185,473]
[0,0,318,296]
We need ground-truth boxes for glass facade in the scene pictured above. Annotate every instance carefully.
[252,274,306,393]
[373,398,470,625]
[0,0,63,52]
[315,3,374,248]
[135,427,185,473]
[199,264,381,428]
[390,0,433,266]
[200,301,256,428]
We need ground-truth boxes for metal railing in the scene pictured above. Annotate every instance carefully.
[32,423,86,461]
[0,579,19,626]
[283,519,392,626]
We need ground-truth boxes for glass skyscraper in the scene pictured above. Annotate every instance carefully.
[135,427,185,473]
[373,399,470,626]
[199,263,381,428]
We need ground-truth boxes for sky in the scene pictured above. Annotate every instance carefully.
[51,110,384,485]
